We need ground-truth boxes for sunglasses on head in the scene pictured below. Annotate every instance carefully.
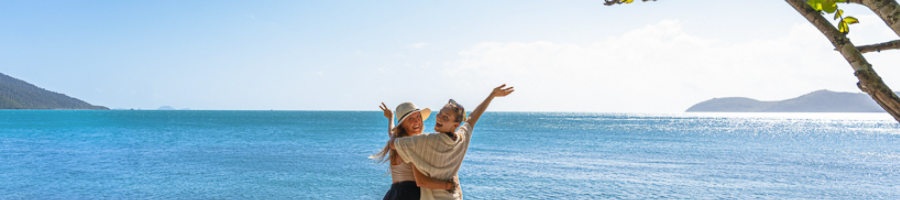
[448,99,464,111]
[446,99,467,122]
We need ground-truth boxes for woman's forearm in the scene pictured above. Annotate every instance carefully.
[387,117,394,137]
[465,94,495,127]
[381,102,395,137]
[412,163,451,190]
[465,84,513,127]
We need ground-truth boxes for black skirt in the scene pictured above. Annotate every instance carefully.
[383,181,420,200]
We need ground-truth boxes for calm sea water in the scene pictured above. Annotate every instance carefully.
[2,110,899,199]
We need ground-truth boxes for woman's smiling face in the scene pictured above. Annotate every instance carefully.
[401,111,424,135]
[434,106,459,133]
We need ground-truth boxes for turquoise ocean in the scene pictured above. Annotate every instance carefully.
[2,110,900,199]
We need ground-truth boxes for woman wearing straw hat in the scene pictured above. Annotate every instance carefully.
[372,102,458,200]
[389,84,514,200]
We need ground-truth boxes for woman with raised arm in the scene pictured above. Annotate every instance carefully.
[391,84,515,200]
[372,102,457,200]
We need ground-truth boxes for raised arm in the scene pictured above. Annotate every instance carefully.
[380,102,394,137]
[465,84,514,127]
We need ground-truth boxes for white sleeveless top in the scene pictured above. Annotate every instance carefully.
[390,162,416,183]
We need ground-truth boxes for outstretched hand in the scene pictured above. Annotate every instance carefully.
[491,84,515,97]
[379,102,393,120]
[464,84,514,127]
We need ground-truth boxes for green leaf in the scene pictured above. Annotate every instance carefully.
[834,9,843,20]
[838,21,849,33]
[807,0,824,11]
[836,0,847,2]
[822,0,838,13]
[844,16,859,24]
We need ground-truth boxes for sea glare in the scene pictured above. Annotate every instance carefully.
[2,110,899,199]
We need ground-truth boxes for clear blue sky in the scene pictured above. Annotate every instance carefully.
[2,1,898,112]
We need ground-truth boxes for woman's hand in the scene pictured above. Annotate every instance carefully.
[491,84,515,98]
[447,176,460,193]
[382,102,396,137]
[466,84,515,127]
[379,102,393,120]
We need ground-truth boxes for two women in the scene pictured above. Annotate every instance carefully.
[375,84,515,200]
[372,102,457,200]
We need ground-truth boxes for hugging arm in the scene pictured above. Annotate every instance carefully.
[465,84,515,128]
[412,163,457,190]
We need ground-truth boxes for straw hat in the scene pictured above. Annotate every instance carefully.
[393,102,431,132]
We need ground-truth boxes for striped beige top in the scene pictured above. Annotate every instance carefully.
[393,122,473,200]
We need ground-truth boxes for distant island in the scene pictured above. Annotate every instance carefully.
[157,106,190,110]
[686,90,888,112]
[0,72,108,109]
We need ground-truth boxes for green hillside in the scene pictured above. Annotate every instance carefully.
[0,73,108,109]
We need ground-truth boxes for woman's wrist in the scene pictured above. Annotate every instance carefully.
[446,179,456,191]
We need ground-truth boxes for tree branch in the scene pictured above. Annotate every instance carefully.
[786,0,865,70]
[603,0,657,6]
[787,0,900,123]
[856,40,900,53]
[850,0,900,38]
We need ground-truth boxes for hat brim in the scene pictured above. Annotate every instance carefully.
[420,108,431,122]
[391,108,431,133]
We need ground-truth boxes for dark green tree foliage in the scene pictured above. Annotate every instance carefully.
[0,73,108,109]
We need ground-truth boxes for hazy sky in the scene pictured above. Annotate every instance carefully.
[2,1,899,112]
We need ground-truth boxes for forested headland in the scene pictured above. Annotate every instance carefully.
[686,90,889,112]
[0,73,108,109]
